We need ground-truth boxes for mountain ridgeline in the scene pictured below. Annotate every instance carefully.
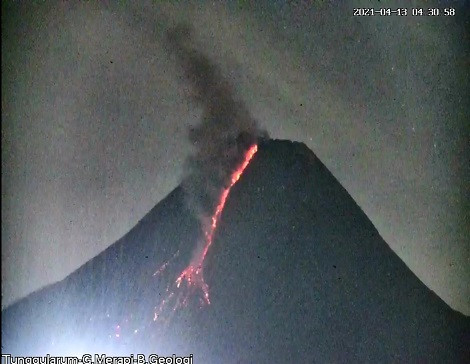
[2,140,468,362]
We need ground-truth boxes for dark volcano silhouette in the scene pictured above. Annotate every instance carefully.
[2,140,469,362]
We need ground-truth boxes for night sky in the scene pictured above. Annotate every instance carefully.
[2,0,469,316]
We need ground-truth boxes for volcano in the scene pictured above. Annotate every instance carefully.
[2,139,468,362]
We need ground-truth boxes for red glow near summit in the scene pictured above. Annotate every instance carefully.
[153,144,258,322]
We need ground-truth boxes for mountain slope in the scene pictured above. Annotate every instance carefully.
[2,139,468,362]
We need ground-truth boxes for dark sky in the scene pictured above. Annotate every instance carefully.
[2,0,469,315]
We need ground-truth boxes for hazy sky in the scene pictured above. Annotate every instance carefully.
[2,1,468,314]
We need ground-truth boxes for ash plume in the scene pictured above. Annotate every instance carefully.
[165,25,268,223]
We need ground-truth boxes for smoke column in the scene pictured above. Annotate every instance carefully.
[165,25,268,256]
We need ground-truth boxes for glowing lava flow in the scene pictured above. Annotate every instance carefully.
[153,144,258,322]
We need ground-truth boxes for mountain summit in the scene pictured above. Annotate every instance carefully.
[2,139,468,362]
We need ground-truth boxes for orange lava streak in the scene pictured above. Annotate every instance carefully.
[174,144,258,305]
[202,144,258,262]
[153,144,258,323]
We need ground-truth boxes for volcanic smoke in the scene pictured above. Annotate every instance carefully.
[152,25,267,321]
